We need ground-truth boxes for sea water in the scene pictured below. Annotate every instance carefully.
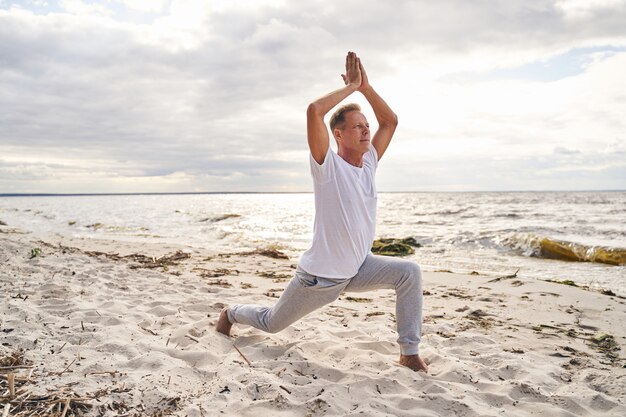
[1,192,625,295]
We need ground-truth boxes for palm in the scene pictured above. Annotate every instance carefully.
[341,51,361,87]
[357,60,370,92]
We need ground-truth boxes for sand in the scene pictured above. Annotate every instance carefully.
[1,231,625,416]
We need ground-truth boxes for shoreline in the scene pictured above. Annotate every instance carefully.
[1,232,625,416]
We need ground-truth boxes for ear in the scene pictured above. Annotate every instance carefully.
[333,128,342,141]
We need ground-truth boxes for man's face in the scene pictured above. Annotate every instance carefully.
[337,111,370,154]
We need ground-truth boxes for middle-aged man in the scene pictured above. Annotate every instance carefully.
[217,51,427,373]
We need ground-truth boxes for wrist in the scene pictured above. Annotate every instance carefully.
[346,83,359,93]
[359,84,374,94]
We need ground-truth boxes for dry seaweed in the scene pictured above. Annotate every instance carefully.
[543,279,625,299]
[546,279,580,287]
[196,267,239,278]
[219,247,289,259]
[125,251,191,269]
[0,349,92,416]
[463,309,495,329]
[249,249,289,259]
[345,296,372,303]
[206,279,233,288]
[0,349,28,368]
[590,333,621,364]
[264,291,281,298]
[0,349,180,416]
[488,269,520,283]
[51,241,192,270]
[257,271,292,279]
[443,289,472,299]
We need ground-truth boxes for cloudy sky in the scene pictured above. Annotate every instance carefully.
[1,0,625,193]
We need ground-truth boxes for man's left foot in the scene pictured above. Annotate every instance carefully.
[399,354,428,373]
[215,308,232,336]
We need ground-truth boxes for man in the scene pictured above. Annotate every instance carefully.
[216,51,427,373]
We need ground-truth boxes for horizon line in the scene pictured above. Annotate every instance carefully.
[1,189,625,197]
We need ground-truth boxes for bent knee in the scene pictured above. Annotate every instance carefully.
[266,322,288,334]
[405,262,422,279]
[403,262,422,290]
[264,316,289,334]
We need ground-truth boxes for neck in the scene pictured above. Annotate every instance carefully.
[337,148,365,167]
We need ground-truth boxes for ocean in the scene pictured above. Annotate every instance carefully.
[1,192,625,295]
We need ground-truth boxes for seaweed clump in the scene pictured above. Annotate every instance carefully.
[372,237,421,257]
[590,333,621,364]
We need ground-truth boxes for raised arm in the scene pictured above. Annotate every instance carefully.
[307,52,361,164]
[357,59,398,161]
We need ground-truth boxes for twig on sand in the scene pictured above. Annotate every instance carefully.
[8,373,15,398]
[0,365,34,371]
[54,359,76,376]
[488,268,520,283]
[139,326,158,335]
[233,344,251,366]
[60,398,71,417]
[84,370,118,377]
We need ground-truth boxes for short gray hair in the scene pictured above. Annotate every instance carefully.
[330,103,361,130]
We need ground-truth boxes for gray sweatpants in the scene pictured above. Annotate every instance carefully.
[227,253,424,355]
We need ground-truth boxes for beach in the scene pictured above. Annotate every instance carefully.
[1,230,625,416]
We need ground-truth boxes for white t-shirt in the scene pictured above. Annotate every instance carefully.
[298,146,378,278]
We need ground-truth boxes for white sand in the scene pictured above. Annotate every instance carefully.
[1,232,625,416]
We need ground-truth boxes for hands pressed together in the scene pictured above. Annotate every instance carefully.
[341,51,370,92]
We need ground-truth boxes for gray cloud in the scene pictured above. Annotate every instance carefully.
[1,1,626,193]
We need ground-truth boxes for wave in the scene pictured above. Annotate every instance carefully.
[198,213,241,223]
[500,233,626,266]
[84,222,149,233]
[414,206,476,216]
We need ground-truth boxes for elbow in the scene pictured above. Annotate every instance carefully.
[382,113,398,128]
[307,102,321,117]
[390,113,399,127]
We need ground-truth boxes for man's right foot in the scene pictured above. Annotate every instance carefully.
[215,309,232,336]
[399,354,428,373]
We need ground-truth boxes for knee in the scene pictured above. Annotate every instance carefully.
[402,262,422,289]
[266,322,288,334]
[406,262,421,280]
[263,311,289,334]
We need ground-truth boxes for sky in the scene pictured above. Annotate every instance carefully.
[1,0,625,193]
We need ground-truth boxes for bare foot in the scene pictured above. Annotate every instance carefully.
[399,354,428,373]
[215,309,232,336]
